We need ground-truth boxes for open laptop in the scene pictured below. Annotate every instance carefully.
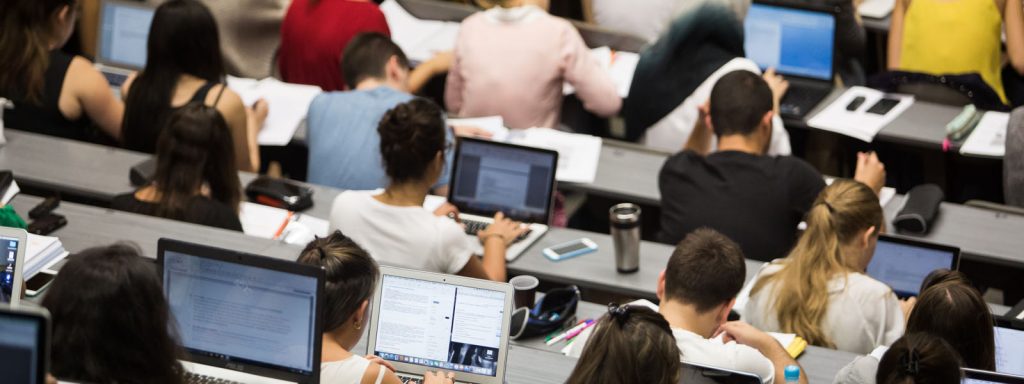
[447,137,558,261]
[158,239,324,384]
[995,319,1024,377]
[679,363,763,384]
[95,0,156,87]
[0,306,50,384]
[367,266,514,384]
[745,0,838,119]
[964,368,1024,384]
[866,235,960,298]
[0,228,29,307]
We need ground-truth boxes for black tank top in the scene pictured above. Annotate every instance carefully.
[3,51,103,143]
[123,81,219,154]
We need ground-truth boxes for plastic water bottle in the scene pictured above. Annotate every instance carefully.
[784,365,801,384]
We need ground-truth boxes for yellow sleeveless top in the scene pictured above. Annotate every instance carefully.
[899,0,1006,103]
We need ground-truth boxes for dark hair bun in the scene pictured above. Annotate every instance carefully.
[377,98,447,184]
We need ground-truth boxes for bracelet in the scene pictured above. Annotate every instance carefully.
[481,233,506,245]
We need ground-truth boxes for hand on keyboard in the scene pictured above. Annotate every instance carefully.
[478,212,529,247]
[399,371,455,384]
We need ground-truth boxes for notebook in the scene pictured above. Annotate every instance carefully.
[745,0,838,119]
[158,239,324,384]
[94,0,156,86]
[865,235,960,298]
[0,306,49,384]
[367,266,514,384]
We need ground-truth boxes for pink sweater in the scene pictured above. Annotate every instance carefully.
[445,6,622,129]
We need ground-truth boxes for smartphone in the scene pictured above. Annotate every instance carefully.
[846,96,867,111]
[543,238,598,261]
[866,98,900,115]
[27,213,67,236]
[25,269,56,297]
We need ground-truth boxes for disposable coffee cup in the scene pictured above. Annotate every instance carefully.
[510,275,540,309]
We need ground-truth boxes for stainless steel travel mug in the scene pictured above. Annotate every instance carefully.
[610,203,641,273]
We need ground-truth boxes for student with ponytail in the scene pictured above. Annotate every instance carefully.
[744,179,910,354]
[567,304,682,384]
[875,333,962,384]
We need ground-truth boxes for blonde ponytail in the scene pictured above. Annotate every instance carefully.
[750,180,883,348]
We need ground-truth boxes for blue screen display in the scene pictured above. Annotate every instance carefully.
[744,4,836,80]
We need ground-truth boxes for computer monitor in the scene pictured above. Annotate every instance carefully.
[158,239,324,384]
[963,368,1024,384]
[0,228,28,307]
[866,235,960,298]
[368,266,513,384]
[679,362,763,384]
[0,306,50,384]
[744,1,837,81]
[995,325,1024,376]
[448,138,558,224]
[97,0,156,70]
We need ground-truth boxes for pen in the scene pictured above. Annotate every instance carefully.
[272,211,294,240]
[546,319,593,345]
[565,320,597,341]
[545,319,586,342]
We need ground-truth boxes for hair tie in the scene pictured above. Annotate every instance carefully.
[819,201,835,213]
[607,303,630,326]
[317,247,327,260]
[900,348,920,375]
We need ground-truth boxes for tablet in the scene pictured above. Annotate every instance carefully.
[0,227,29,307]
[0,306,50,384]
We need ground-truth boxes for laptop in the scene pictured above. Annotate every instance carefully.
[95,0,156,87]
[0,306,50,384]
[744,0,838,119]
[679,363,763,384]
[964,368,1024,384]
[866,235,960,298]
[0,228,29,307]
[158,239,325,384]
[447,137,558,261]
[367,266,514,384]
[994,320,1024,377]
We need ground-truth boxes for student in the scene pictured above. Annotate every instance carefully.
[0,0,123,143]
[834,273,996,384]
[875,333,963,384]
[297,232,453,384]
[122,0,266,172]
[569,229,808,384]
[307,33,454,191]
[888,0,1024,105]
[566,305,681,384]
[445,0,622,129]
[112,103,243,231]
[658,70,886,262]
[42,244,184,384]
[581,0,679,43]
[744,180,908,355]
[329,99,526,282]
[278,0,391,91]
[194,0,290,79]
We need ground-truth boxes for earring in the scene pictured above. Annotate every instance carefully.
[355,321,361,330]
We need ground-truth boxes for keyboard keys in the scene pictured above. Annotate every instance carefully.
[184,372,243,384]
[461,219,532,243]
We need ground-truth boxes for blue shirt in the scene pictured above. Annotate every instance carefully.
[307,87,451,190]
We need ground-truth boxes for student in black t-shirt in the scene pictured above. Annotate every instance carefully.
[657,70,885,262]
[112,103,243,231]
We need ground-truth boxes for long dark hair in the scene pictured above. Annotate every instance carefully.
[123,0,225,153]
[0,0,74,103]
[41,243,184,384]
[297,231,379,332]
[150,102,241,218]
[567,305,681,384]
[906,278,996,371]
[877,333,963,384]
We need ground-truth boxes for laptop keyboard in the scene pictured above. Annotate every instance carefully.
[184,372,243,384]
[102,71,129,87]
[462,218,532,242]
[780,86,831,118]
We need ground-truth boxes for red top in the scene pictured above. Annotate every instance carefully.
[278,0,391,91]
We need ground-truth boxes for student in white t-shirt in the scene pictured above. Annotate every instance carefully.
[297,232,454,384]
[568,228,808,384]
[745,180,912,355]
[328,98,527,282]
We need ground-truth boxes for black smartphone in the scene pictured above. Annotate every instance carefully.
[866,98,901,115]
[25,270,57,297]
[27,213,67,236]
[846,96,866,111]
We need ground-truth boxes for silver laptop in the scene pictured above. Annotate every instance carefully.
[368,266,514,384]
[94,0,156,87]
[995,324,1024,377]
[865,235,960,298]
[963,368,1024,384]
[0,306,50,384]
[158,239,325,384]
[447,137,558,261]
[0,228,29,307]
[680,362,763,384]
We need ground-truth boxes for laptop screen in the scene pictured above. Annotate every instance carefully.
[98,1,155,69]
[866,237,958,297]
[162,250,319,376]
[744,3,836,81]
[963,368,1024,384]
[449,139,557,223]
[996,326,1024,376]
[0,311,43,384]
[373,274,507,377]
[0,236,22,305]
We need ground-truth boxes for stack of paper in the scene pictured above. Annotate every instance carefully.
[448,116,510,141]
[24,234,68,279]
[226,76,323,146]
[563,47,640,98]
[807,87,914,142]
[507,128,603,184]
[960,111,1010,158]
[379,0,460,62]
[239,202,329,246]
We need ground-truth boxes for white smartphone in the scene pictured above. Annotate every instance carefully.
[543,238,598,261]
[24,269,57,297]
